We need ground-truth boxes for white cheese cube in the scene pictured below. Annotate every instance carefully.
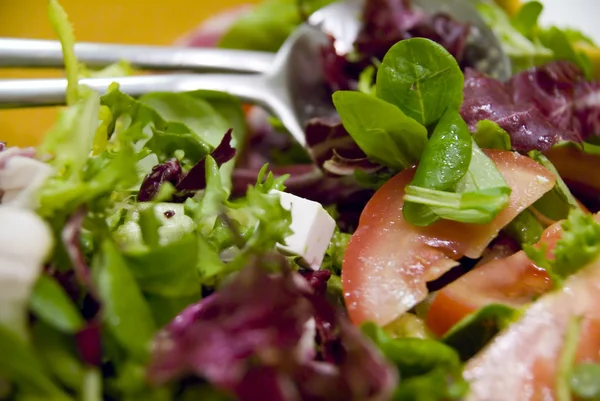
[271,190,336,270]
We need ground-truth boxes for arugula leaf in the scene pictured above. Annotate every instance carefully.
[529,150,581,221]
[332,90,428,170]
[32,322,85,393]
[442,304,519,361]
[571,363,600,400]
[376,38,464,126]
[383,313,434,340]
[94,240,156,361]
[357,66,377,96]
[48,0,79,105]
[524,209,600,286]
[472,120,512,150]
[29,275,85,334]
[218,0,334,51]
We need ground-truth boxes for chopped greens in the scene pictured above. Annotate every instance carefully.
[525,209,600,286]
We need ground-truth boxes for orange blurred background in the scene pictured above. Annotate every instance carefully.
[0,0,256,147]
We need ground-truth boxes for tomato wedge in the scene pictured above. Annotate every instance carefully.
[463,255,600,401]
[342,150,556,327]
[426,213,600,337]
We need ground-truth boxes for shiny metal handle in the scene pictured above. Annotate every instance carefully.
[0,73,270,108]
[0,38,276,74]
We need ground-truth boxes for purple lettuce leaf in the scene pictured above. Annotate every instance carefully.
[460,63,587,152]
[137,158,183,202]
[147,255,397,401]
[177,129,236,191]
[138,129,236,202]
[61,208,96,296]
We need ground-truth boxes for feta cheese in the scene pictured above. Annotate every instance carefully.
[271,190,336,270]
[0,207,53,339]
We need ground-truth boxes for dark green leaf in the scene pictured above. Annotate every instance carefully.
[571,363,600,400]
[362,322,467,401]
[95,240,156,361]
[0,324,70,399]
[362,322,461,377]
[442,304,518,361]
[32,322,85,392]
[403,109,472,226]
[529,150,581,221]
[503,209,544,245]
[145,293,199,328]
[393,368,468,401]
[472,120,512,150]
[29,275,85,334]
[376,38,464,126]
[332,90,428,170]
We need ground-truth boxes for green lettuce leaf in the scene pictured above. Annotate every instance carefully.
[524,208,600,286]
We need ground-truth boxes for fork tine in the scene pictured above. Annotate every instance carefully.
[0,38,275,74]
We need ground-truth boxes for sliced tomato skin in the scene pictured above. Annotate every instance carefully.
[427,213,600,337]
[342,150,556,327]
[463,255,600,401]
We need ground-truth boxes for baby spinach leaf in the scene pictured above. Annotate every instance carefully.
[95,240,156,361]
[32,322,85,393]
[571,363,600,400]
[503,209,544,245]
[29,275,85,334]
[472,120,512,151]
[442,304,518,361]
[403,109,472,226]
[376,38,464,126]
[529,150,581,221]
[332,90,428,170]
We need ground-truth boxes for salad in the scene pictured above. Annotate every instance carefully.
[3,0,600,400]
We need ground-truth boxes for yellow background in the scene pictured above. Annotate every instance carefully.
[0,0,255,147]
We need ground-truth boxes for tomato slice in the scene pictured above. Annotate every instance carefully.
[426,213,600,337]
[463,256,600,401]
[342,150,556,327]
